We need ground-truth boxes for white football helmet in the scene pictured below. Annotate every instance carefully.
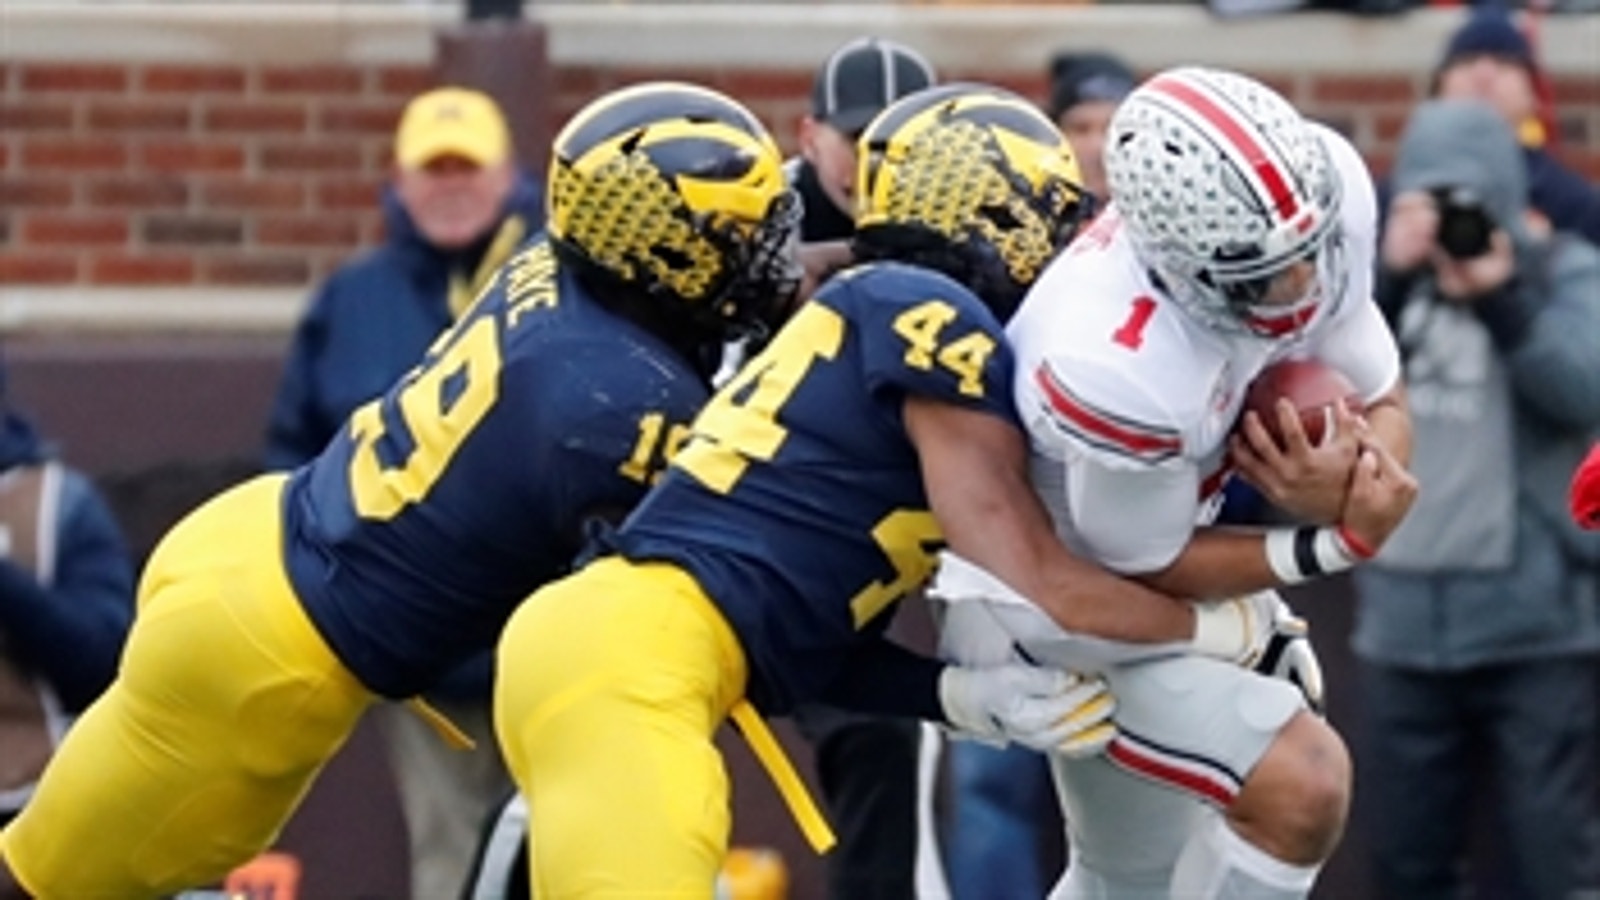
[1105,67,1345,340]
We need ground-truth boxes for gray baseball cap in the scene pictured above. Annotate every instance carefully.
[811,37,938,138]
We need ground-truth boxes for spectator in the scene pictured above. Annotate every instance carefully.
[789,36,944,900]
[0,364,135,828]
[1356,97,1600,899]
[260,85,542,900]
[1429,7,1600,245]
[1046,50,1136,200]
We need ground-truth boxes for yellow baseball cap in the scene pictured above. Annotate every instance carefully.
[395,87,512,169]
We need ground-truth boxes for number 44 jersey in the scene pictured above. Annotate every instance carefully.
[283,237,710,699]
[609,261,1019,715]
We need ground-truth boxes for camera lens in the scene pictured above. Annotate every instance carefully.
[1433,187,1494,259]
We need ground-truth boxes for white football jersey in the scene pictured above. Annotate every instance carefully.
[1007,125,1400,575]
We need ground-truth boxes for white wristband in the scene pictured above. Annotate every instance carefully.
[1264,527,1357,585]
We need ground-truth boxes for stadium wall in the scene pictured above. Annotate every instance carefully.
[1,5,1594,898]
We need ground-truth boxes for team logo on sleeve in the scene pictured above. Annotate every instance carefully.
[1033,363,1182,464]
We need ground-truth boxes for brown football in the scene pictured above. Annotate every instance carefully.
[1239,359,1364,447]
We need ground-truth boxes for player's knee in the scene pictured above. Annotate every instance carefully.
[1232,712,1351,865]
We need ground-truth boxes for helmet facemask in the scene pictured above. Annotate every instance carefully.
[701,188,803,341]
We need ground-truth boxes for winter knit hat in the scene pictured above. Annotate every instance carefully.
[1436,8,1535,76]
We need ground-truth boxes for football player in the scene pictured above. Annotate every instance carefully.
[0,83,803,900]
[491,83,1316,895]
[933,67,1419,899]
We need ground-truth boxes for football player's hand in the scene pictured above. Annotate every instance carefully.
[1252,597,1325,714]
[1191,590,1290,668]
[1230,398,1364,525]
[1338,442,1419,556]
[938,664,1116,758]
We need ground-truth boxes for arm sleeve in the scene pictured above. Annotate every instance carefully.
[816,636,946,722]
[1499,240,1600,428]
[0,471,135,711]
[1052,451,1200,574]
[1309,295,1403,406]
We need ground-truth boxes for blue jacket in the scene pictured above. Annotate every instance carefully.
[263,174,545,470]
[0,408,135,712]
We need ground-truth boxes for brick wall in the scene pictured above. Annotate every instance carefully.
[2,5,1597,298]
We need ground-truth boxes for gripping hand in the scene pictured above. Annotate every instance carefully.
[938,665,1116,758]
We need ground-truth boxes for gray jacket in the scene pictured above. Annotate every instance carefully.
[1352,100,1600,670]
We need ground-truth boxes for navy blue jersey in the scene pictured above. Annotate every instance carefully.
[283,237,707,698]
[611,262,1019,714]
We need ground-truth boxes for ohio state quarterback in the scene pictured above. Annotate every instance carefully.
[934,67,1418,899]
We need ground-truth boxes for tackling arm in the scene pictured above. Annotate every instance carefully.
[904,394,1195,643]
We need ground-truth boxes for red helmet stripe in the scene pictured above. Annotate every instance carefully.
[1149,74,1300,221]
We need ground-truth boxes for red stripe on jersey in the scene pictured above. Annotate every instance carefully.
[1107,736,1237,807]
[1034,364,1182,459]
[1150,75,1299,221]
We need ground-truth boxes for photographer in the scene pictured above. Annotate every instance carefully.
[1357,98,1600,900]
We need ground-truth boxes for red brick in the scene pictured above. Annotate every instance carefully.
[0,143,9,170]
[314,178,385,211]
[0,253,78,284]
[86,102,192,133]
[1549,76,1600,107]
[21,140,127,171]
[85,177,189,209]
[554,67,606,99]
[375,67,434,98]
[89,254,196,284]
[141,215,244,247]
[0,101,75,131]
[138,141,245,174]
[259,65,364,95]
[1309,75,1417,105]
[202,178,307,212]
[255,215,361,248]
[721,70,812,102]
[0,216,10,246]
[1556,117,1590,147]
[203,103,309,134]
[22,213,129,246]
[258,142,365,173]
[141,65,247,94]
[317,102,405,136]
[0,177,74,208]
[1371,110,1411,143]
[20,64,127,93]
[201,254,311,285]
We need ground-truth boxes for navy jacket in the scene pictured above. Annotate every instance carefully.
[0,407,135,712]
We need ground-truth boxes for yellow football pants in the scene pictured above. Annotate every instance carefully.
[0,474,375,899]
[494,556,750,898]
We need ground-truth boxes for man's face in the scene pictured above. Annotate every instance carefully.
[1057,99,1120,199]
[1436,55,1536,134]
[395,154,515,250]
[799,117,861,218]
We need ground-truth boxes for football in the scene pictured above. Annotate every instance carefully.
[1239,359,1364,447]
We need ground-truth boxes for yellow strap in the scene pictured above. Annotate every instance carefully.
[728,700,837,855]
[404,697,476,751]
[448,214,529,319]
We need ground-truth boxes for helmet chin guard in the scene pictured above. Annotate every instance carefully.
[1106,67,1344,340]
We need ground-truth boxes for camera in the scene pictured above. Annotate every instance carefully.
[1432,186,1495,260]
